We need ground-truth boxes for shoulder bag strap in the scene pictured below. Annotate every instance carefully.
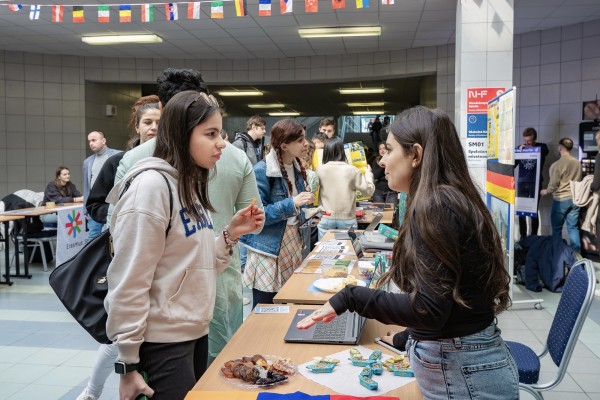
[118,168,173,237]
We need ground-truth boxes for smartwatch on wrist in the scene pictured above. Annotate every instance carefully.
[114,361,139,374]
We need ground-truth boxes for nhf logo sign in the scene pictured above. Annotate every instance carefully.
[65,210,83,238]
[467,88,505,114]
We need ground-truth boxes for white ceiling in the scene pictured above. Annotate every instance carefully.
[0,0,599,60]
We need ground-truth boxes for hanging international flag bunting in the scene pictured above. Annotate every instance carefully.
[305,0,318,12]
[356,0,369,9]
[119,5,131,22]
[235,0,247,16]
[280,0,292,13]
[166,3,178,20]
[97,5,109,23]
[332,0,345,10]
[52,5,64,22]
[211,1,223,18]
[259,0,271,16]
[188,2,200,19]
[141,4,154,22]
[29,5,40,20]
[73,6,84,23]
[381,0,394,4]
[8,4,22,12]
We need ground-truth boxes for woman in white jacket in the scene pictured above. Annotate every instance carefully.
[105,91,263,400]
[316,137,375,239]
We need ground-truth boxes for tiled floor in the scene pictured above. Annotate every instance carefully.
[1,250,600,399]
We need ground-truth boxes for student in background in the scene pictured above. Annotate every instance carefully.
[105,91,263,399]
[298,106,518,399]
[241,119,314,308]
[316,137,374,240]
[42,166,84,205]
[371,142,398,204]
[312,132,327,149]
[540,138,582,252]
[77,95,160,400]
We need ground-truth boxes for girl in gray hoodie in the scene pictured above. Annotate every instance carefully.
[105,91,264,400]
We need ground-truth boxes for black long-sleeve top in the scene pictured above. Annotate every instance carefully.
[85,151,125,223]
[371,159,393,192]
[42,182,82,205]
[329,203,495,340]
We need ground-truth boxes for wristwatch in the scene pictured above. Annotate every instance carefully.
[114,361,139,374]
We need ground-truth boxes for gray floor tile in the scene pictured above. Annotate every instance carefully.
[572,373,600,393]
[7,383,72,400]
[0,382,26,399]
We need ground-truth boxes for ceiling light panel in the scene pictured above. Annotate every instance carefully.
[217,91,263,96]
[339,88,385,94]
[82,34,163,45]
[347,102,385,107]
[248,103,285,108]
[298,26,381,38]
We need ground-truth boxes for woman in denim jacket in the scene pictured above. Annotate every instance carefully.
[241,119,315,307]
[298,107,518,399]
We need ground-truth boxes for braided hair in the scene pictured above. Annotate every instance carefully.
[270,119,308,195]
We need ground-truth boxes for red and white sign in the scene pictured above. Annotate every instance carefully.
[467,88,505,114]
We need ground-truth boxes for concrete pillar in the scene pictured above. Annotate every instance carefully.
[455,0,514,192]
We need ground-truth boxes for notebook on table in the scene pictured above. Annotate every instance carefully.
[284,309,366,345]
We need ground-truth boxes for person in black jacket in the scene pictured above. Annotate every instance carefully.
[85,96,160,231]
[42,167,83,205]
[297,106,518,399]
[370,142,398,204]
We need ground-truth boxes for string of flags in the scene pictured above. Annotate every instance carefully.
[6,0,395,22]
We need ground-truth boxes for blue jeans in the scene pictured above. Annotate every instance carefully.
[86,216,104,242]
[406,323,519,400]
[550,198,580,252]
[317,217,357,240]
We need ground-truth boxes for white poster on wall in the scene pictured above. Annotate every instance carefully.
[56,205,87,265]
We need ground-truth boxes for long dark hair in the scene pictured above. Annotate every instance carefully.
[54,166,74,197]
[322,137,347,164]
[153,90,220,221]
[269,119,308,196]
[377,106,510,315]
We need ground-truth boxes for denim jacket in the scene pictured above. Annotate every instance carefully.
[240,149,308,257]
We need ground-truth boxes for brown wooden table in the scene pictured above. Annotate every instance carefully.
[0,202,81,278]
[188,304,420,399]
[358,209,394,226]
[274,230,378,305]
[0,215,24,286]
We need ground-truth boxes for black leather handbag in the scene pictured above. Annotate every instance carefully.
[49,169,172,344]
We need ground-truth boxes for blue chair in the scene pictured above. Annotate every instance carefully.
[506,258,596,400]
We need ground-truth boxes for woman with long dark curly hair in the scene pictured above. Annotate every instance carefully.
[297,106,518,399]
[241,119,315,307]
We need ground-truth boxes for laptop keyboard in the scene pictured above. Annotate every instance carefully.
[312,312,349,340]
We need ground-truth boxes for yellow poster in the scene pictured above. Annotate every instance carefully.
[313,142,371,201]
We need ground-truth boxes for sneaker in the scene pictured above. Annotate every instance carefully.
[242,297,251,306]
[76,389,99,400]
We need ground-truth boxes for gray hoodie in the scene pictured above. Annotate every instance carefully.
[105,157,231,364]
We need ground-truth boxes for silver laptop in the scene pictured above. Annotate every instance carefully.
[334,213,383,240]
[284,309,366,345]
